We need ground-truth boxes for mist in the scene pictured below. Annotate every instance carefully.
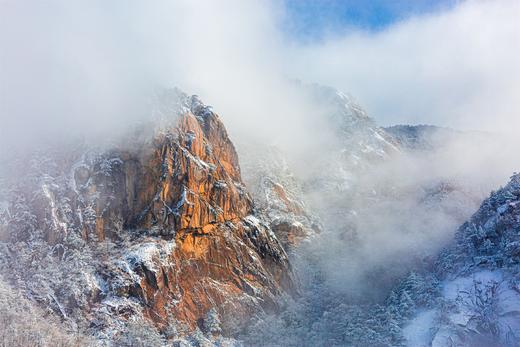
[2,1,519,146]
[1,0,520,345]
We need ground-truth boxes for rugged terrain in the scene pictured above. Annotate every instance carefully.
[238,88,520,346]
[0,84,519,346]
[0,89,295,344]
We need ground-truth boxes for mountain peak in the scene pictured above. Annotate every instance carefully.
[0,91,295,339]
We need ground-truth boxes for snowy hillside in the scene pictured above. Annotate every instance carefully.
[403,173,520,346]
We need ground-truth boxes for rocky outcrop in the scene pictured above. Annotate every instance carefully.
[239,144,321,249]
[0,89,295,339]
[80,105,250,240]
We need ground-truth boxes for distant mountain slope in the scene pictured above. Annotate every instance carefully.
[384,124,498,153]
[303,84,399,177]
[384,124,461,151]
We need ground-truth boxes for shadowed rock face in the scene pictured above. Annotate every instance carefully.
[0,90,295,336]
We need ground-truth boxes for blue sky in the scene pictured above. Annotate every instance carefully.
[283,0,459,40]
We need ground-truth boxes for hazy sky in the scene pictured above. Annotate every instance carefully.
[0,0,518,150]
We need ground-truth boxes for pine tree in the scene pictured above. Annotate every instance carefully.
[204,308,222,335]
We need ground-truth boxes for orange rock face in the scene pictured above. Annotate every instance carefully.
[55,94,296,334]
[103,110,251,236]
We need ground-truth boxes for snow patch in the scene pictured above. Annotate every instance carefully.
[124,241,175,276]
[403,309,437,347]
[41,184,68,235]
[442,270,503,300]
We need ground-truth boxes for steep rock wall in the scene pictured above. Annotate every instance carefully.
[0,90,295,337]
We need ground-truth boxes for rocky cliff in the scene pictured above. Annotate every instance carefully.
[0,89,294,342]
[239,143,321,249]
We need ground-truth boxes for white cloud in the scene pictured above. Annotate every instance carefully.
[288,0,520,132]
[0,0,518,151]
